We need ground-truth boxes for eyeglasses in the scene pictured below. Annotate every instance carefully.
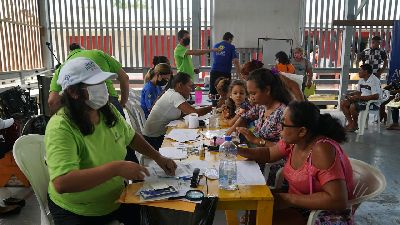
[280,122,302,128]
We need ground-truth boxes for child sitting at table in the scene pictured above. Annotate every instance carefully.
[221,80,251,127]
[214,77,230,108]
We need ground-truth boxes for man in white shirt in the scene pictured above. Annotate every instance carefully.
[340,64,381,132]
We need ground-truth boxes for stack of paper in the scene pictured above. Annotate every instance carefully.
[159,147,188,160]
[165,129,199,142]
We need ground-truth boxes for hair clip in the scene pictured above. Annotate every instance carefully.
[271,67,280,76]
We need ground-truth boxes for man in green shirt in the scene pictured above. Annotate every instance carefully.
[174,30,220,81]
[45,57,176,225]
[48,44,130,116]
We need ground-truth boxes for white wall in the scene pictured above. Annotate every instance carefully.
[212,0,302,48]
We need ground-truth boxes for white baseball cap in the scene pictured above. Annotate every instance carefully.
[0,118,14,130]
[57,57,117,92]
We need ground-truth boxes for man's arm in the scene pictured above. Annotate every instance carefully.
[117,68,130,107]
[48,92,62,115]
[186,49,218,56]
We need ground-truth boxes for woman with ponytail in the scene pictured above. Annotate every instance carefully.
[238,101,354,225]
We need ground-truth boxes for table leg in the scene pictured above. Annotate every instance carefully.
[256,200,273,225]
[225,210,239,225]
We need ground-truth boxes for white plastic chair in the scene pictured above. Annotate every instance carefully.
[13,135,122,225]
[357,100,381,135]
[13,134,53,225]
[306,158,386,225]
[125,101,146,133]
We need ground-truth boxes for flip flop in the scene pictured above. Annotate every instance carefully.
[386,124,400,130]
[346,127,358,132]
[0,205,21,217]
[3,197,26,207]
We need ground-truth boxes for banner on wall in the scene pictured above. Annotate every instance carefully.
[388,21,400,85]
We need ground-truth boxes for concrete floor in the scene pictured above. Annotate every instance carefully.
[1,123,399,225]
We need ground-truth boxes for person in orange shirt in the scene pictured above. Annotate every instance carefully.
[275,51,296,74]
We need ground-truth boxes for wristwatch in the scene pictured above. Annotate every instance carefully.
[259,139,266,146]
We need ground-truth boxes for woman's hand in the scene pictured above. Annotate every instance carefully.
[236,127,257,144]
[116,161,150,180]
[155,156,177,176]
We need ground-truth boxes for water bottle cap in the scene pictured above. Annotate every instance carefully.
[224,135,232,141]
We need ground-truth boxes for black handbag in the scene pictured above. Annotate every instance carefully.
[140,197,219,225]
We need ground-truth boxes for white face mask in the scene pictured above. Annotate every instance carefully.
[85,83,109,110]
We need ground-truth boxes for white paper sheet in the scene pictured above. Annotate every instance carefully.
[166,119,184,127]
[147,161,193,179]
[236,161,266,185]
[200,129,228,139]
[165,129,199,142]
[159,147,188,160]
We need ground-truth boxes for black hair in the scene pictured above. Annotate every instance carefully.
[171,72,191,89]
[152,56,169,67]
[275,51,290,65]
[177,30,189,40]
[69,43,82,51]
[288,101,347,143]
[247,68,292,105]
[360,64,373,75]
[61,83,118,136]
[372,36,382,41]
[223,32,234,41]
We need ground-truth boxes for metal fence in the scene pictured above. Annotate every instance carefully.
[47,0,213,72]
[301,0,400,70]
[0,0,43,72]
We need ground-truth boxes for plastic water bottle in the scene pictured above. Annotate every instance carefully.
[195,86,202,105]
[219,136,238,190]
[219,136,238,160]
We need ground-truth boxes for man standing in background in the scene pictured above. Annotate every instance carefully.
[209,32,241,96]
[47,43,130,117]
[356,36,388,79]
[174,30,220,81]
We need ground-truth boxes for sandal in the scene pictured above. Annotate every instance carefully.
[345,127,358,132]
[0,205,21,217]
[387,124,400,130]
[3,197,26,207]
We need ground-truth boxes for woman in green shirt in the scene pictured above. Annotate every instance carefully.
[45,57,176,225]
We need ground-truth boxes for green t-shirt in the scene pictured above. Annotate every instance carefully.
[50,49,122,97]
[174,44,195,80]
[45,106,134,216]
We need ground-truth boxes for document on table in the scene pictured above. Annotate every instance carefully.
[236,161,266,185]
[165,129,199,142]
[159,147,188,160]
[200,129,228,139]
[166,119,184,127]
[146,161,193,179]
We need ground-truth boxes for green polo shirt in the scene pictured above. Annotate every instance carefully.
[174,44,195,80]
[50,49,121,97]
[45,106,134,216]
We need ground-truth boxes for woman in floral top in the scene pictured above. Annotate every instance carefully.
[227,68,292,147]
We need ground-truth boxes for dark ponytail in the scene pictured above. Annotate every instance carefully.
[317,114,347,143]
[288,101,347,143]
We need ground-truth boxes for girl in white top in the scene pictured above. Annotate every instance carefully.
[142,72,212,149]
